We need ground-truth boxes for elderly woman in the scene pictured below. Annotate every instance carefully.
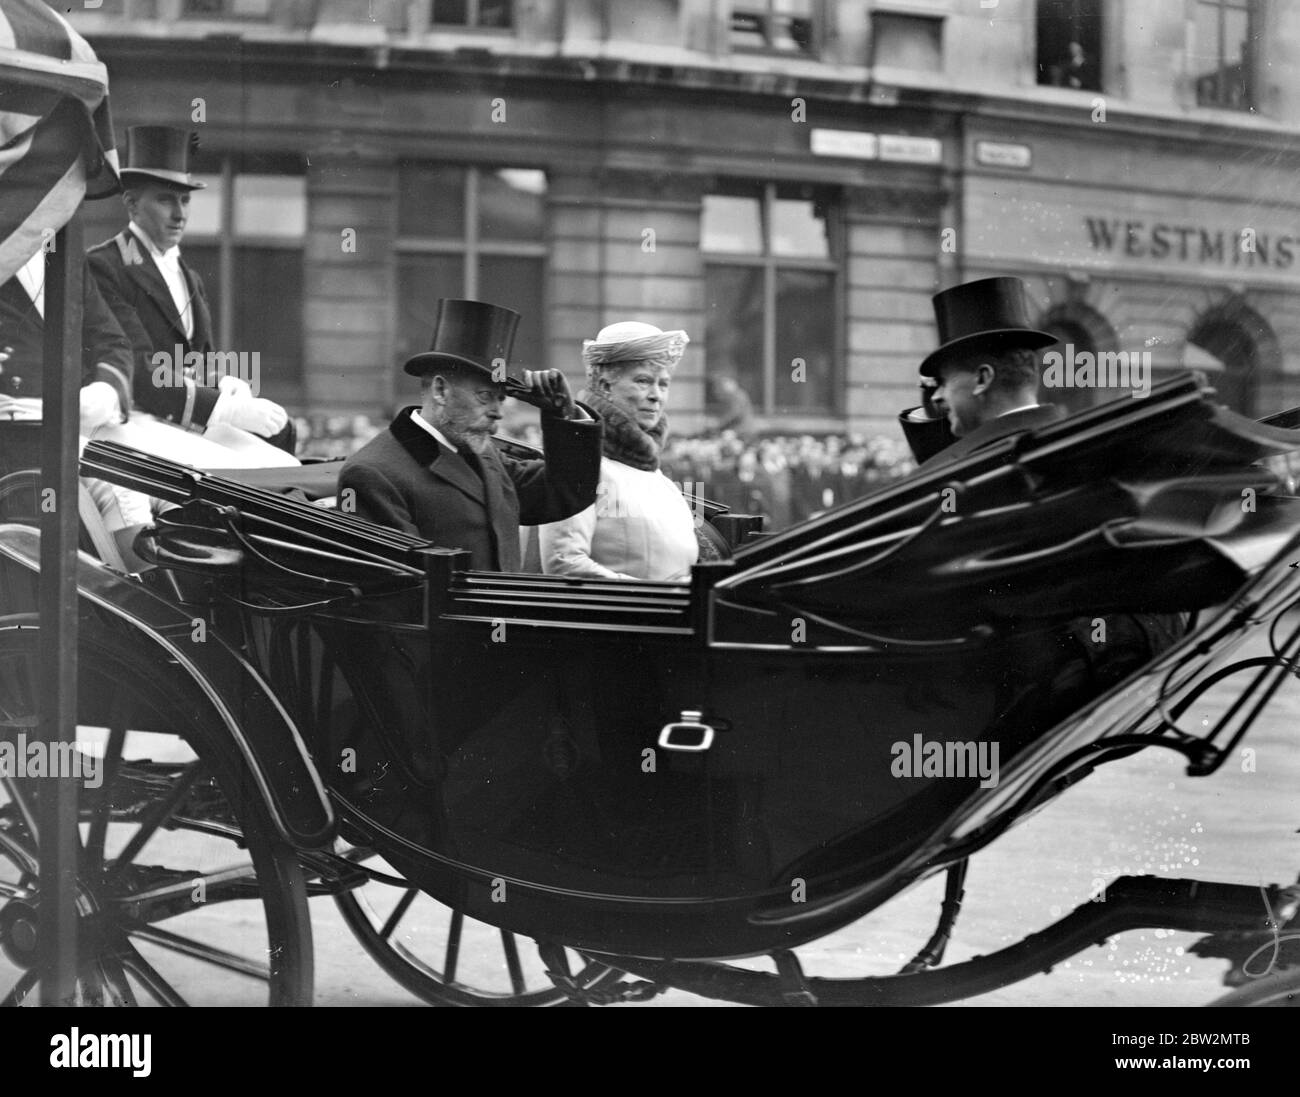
[539,321,699,581]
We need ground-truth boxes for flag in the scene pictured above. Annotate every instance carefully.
[0,0,118,284]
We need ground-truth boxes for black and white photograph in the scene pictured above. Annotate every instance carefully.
[0,0,1298,1066]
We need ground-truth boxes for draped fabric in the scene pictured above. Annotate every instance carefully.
[0,0,118,284]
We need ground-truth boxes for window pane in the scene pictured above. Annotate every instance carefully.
[702,195,763,254]
[395,255,465,375]
[479,255,544,373]
[399,165,465,239]
[1193,2,1221,75]
[185,175,223,236]
[772,0,814,53]
[233,175,305,238]
[771,197,828,258]
[705,264,765,414]
[774,269,834,412]
[1223,7,1248,66]
[479,0,512,28]
[233,246,303,390]
[871,12,943,71]
[730,11,769,51]
[479,169,546,241]
[432,0,469,23]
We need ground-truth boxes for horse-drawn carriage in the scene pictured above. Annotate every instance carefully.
[3,370,1300,1006]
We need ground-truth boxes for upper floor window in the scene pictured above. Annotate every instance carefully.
[181,0,272,17]
[432,0,513,28]
[1194,0,1256,109]
[183,157,307,400]
[1036,0,1103,90]
[394,165,547,387]
[702,182,840,416]
[870,10,943,71]
[730,1,817,55]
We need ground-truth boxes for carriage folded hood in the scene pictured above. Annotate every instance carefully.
[714,373,1300,638]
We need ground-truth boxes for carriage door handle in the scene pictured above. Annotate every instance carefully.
[658,710,716,752]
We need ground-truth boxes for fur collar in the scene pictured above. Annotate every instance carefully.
[580,389,665,472]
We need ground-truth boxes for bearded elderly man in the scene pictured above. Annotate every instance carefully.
[340,300,602,572]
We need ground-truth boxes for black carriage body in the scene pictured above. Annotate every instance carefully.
[61,373,1300,962]
[293,607,1009,957]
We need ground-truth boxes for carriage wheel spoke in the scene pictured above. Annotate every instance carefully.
[128,923,271,982]
[379,888,418,940]
[98,955,138,1007]
[1,969,38,1007]
[0,774,39,845]
[107,761,204,874]
[500,930,526,996]
[444,909,464,984]
[78,964,109,1007]
[85,722,127,870]
[0,879,33,899]
[120,944,189,1007]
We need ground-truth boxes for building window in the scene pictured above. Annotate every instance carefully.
[181,0,272,18]
[730,1,817,55]
[1035,0,1102,90]
[870,11,944,71]
[395,165,547,384]
[182,157,307,400]
[702,182,839,416]
[1187,297,1278,415]
[1194,0,1255,109]
[431,0,513,28]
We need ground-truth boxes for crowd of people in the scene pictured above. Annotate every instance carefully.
[296,414,918,533]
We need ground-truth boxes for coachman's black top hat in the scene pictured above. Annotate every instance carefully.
[918,276,1055,377]
[119,126,206,191]
[403,299,520,380]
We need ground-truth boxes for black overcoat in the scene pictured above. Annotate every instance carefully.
[339,405,603,572]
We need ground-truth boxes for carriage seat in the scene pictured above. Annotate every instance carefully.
[0,419,146,572]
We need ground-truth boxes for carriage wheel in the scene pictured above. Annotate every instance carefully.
[0,623,313,1006]
[332,846,620,1006]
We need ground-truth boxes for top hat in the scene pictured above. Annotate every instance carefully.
[918,277,1056,377]
[403,299,520,379]
[118,127,206,191]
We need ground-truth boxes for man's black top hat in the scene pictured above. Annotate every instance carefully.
[918,276,1056,377]
[119,126,205,191]
[403,299,520,380]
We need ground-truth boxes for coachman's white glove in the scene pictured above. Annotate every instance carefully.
[208,374,289,439]
[79,380,124,435]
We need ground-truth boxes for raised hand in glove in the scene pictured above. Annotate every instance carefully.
[79,380,124,435]
[509,368,578,419]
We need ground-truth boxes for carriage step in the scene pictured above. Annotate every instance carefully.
[772,950,818,1007]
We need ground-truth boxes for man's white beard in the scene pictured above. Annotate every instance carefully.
[462,430,494,454]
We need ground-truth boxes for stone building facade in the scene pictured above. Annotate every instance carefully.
[66,0,1300,434]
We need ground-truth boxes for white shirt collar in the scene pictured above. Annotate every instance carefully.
[129,222,181,267]
[409,409,458,454]
[997,402,1042,418]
